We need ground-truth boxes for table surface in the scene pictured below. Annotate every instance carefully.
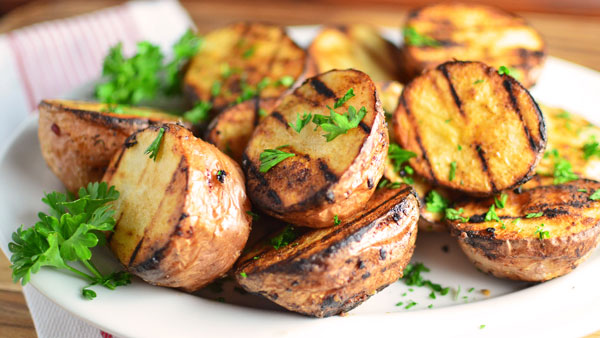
[0,1,599,337]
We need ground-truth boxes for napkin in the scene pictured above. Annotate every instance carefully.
[0,1,194,336]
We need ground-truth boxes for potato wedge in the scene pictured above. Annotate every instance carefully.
[244,69,388,228]
[308,25,401,82]
[448,178,600,281]
[103,124,251,291]
[535,104,600,181]
[400,3,546,88]
[38,99,185,193]
[393,61,546,196]
[184,22,312,112]
[235,186,419,317]
[204,98,280,164]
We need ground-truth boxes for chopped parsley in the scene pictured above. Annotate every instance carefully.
[210,81,222,97]
[259,146,295,173]
[578,188,588,193]
[534,224,550,239]
[333,215,341,226]
[404,301,417,309]
[395,301,404,307]
[377,179,402,189]
[547,149,578,184]
[590,189,600,201]
[494,193,508,209]
[276,75,295,87]
[425,190,449,213]
[312,105,366,142]
[270,225,297,250]
[583,136,600,160]
[403,27,440,47]
[144,127,165,161]
[334,89,355,108]
[526,212,543,218]
[445,208,469,222]
[242,45,255,59]
[498,65,521,80]
[289,112,312,133]
[246,210,259,220]
[449,161,457,181]
[388,143,417,175]
[457,145,462,151]
[401,262,450,297]
[239,272,247,278]
[258,108,268,117]
[473,79,484,85]
[183,101,212,123]
[484,204,500,222]
[480,325,486,330]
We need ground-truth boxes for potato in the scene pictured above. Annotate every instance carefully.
[393,61,546,196]
[204,98,280,164]
[183,22,313,112]
[400,3,546,88]
[535,104,600,181]
[243,69,388,228]
[235,185,419,317]
[308,25,402,82]
[447,177,600,281]
[38,99,185,193]
[103,124,251,291]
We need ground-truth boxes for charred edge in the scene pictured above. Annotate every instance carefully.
[361,272,371,279]
[252,97,261,126]
[358,121,371,134]
[107,213,124,243]
[124,135,138,148]
[367,177,374,189]
[318,160,338,183]
[53,104,156,130]
[134,246,167,273]
[439,64,464,117]
[475,144,497,192]
[263,187,413,274]
[271,111,288,128]
[502,79,538,151]
[310,78,336,98]
[128,237,144,267]
[402,96,437,184]
[460,231,502,260]
[379,248,387,260]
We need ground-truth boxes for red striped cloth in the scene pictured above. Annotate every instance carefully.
[7,5,141,110]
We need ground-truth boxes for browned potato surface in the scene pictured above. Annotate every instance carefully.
[204,98,280,164]
[309,25,402,82]
[38,99,184,192]
[401,3,546,88]
[448,178,600,281]
[184,22,312,112]
[393,61,546,196]
[104,124,251,292]
[244,69,388,228]
[235,186,419,317]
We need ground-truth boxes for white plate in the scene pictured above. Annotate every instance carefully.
[1,27,600,338]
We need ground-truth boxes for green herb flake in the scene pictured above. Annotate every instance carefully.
[425,190,449,213]
[534,223,550,239]
[473,79,484,85]
[403,26,440,47]
[401,262,450,298]
[484,204,500,222]
[239,272,247,278]
[404,301,417,309]
[259,146,295,173]
[258,108,268,117]
[457,145,462,151]
[526,212,543,218]
[429,291,436,299]
[578,189,588,193]
[82,288,97,300]
[480,325,486,329]
[270,225,297,250]
[242,45,255,59]
[312,105,367,142]
[547,149,579,184]
[468,287,475,293]
[498,65,520,80]
[276,75,294,87]
[183,101,212,124]
[395,301,404,307]
[494,193,508,209]
[388,143,417,175]
[445,208,469,222]
[590,189,600,201]
[334,88,355,108]
[211,81,222,97]
[333,215,341,226]
[512,218,521,224]
[583,136,600,160]
[246,210,259,220]
[144,127,165,161]
[289,112,312,133]
[449,161,457,181]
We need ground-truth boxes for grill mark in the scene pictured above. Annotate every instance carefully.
[503,79,537,151]
[128,237,144,267]
[310,78,336,98]
[252,97,261,126]
[402,96,437,184]
[271,111,288,128]
[108,213,124,243]
[358,121,371,134]
[475,144,497,192]
[318,159,338,183]
[243,153,283,206]
[439,64,465,117]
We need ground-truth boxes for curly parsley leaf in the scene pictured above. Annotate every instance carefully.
[425,190,449,213]
[289,112,312,133]
[8,182,129,299]
[583,136,600,160]
[312,105,367,142]
[484,204,500,222]
[259,146,295,173]
[389,143,417,174]
[403,27,440,47]
[445,208,469,222]
[164,29,202,94]
[144,127,165,162]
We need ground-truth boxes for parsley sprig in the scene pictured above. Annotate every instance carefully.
[401,262,450,296]
[144,127,165,161]
[403,27,440,47]
[289,112,312,133]
[8,182,130,299]
[583,136,600,160]
[425,190,449,213]
[389,143,417,184]
[259,146,295,173]
[546,149,578,184]
[312,88,367,141]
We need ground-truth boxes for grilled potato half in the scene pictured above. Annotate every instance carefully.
[393,61,546,196]
[448,177,600,281]
[204,98,280,164]
[309,25,402,82]
[536,104,600,181]
[244,69,388,228]
[184,22,312,112]
[400,3,546,88]
[235,186,419,317]
[38,99,185,192]
[104,124,252,291]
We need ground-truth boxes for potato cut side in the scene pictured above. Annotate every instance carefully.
[309,25,401,82]
[448,178,600,281]
[103,124,251,292]
[183,22,312,112]
[38,99,185,192]
[235,186,419,317]
[204,98,280,164]
[393,61,546,196]
[401,3,546,88]
[244,69,388,228]
[535,104,600,181]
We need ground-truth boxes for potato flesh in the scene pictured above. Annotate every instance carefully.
[393,61,545,195]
